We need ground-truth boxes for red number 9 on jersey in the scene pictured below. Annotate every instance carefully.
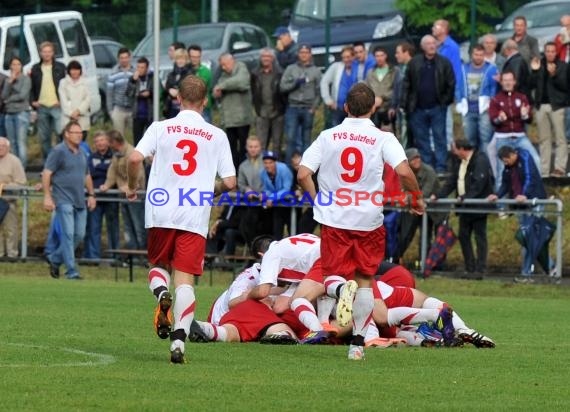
[340,147,363,183]
[173,139,198,176]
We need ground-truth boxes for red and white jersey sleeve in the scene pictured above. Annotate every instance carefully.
[136,110,235,237]
[300,117,406,231]
[210,263,261,325]
[258,233,321,285]
[376,280,394,300]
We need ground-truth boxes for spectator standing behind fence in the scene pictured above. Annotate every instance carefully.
[42,120,96,280]
[482,34,505,70]
[401,35,455,174]
[280,44,322,163]
[127,57,153,146]
[320,45,355,127]
[455,44,498,155]
[488,71,540,186]
[554,16,570,144]
[163,49,192,119]
[366,46,399,131]
[390,42,415,148]
[432,139,494,274]
[488,146,553,283]
[511,16,539,65]
[0,138,26,260]
[501,40,531,99]
[529,43,568,177]
[100,130,146,251]
[58,61,90,140]
[31,41,66,161]
[251,48,286,154]
[83,131,119,260]
[352,42,375,82]
[213,54,252,169]
[0,72,7,137]
[2,57,31,168]
[188,45,213,123]
[273,27,298,70]
[107,48,134,138]
[260,150,293,240]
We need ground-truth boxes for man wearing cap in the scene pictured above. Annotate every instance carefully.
[260,150,293,240]
[280,44,322,163]
[397,147,441,260]
[273,27,299,69]
[431,139,494,274]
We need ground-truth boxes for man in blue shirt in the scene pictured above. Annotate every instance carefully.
[260,150,293,240]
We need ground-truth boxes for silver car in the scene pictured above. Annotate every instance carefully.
[133,22,270,86]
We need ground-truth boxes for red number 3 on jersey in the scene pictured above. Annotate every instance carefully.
[340,147,363,183]
[173,139,198,176]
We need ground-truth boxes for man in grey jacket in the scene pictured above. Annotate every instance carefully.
[214,54,252,168]
[280,44,322,162]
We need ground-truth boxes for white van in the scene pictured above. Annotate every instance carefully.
[0,11,101,119]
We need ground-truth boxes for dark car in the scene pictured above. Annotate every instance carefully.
[133,22,270,86]
[91,37,125,120]
[285,0,425,68]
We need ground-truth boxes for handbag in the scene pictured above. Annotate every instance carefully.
[0,184,10,224]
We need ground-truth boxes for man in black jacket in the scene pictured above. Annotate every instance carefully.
[30,41,67,161]
[251,48,285,154]
[401,35,455,174]
[529,42,568,177]
[431,139,494,273]
[501,40,531,99]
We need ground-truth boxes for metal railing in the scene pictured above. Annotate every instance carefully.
[2,188,564,278]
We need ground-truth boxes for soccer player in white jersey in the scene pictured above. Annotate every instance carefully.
[126,75,236,364]
[297,83,427,360]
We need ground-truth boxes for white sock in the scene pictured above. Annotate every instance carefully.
[148,267,170,298]
[316,296,336,323]
[291,297,322,331]
[324,275,346,298]
[173,284,195,336]
[387,307,439,326]
[421,296,468,330]
[169,339,185,353]
[352,288,374,340]
[364,321,380,341]
[197,321,228,342]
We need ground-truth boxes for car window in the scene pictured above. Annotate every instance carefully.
[107,43,121,60]
[135,26,225,56]
[30,22,63,57]
[500,3,567,30]
[228,27,245,52]
[93,44,114,68]
[242,26,264,49]
[295,0,396,21]
[3,26,31,70]
[59,19,90,56]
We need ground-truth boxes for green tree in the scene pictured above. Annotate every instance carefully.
[396,0,502,39]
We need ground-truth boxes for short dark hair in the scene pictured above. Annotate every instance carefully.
[544,41,557,50]
[498,145,516,159]
[513,16,527,25]
[117,47,130,58]
[397,41,415,56]
[346,83,375,117]
[170,41,186,50]
[9,56,22,66]
[66,60,82,75]
[251,235,274,259]
[179,75,207,105]
[64,120,82,133]
[353,41,366,49]
[107,130,125,144]
[188,44,202,53]
[454,138,474,150]
[501,70,516,80]
[373,46,388,55]
[137,57,149,66]
[472,44,485,53]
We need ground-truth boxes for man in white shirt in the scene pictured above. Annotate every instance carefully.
[126,75,236,364]
[297,83,426,360]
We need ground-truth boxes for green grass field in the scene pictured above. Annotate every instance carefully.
[1,265,570,411]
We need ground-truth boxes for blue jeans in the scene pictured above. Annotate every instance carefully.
[83,201,120,258]
[330,108,346,127]
[0,113,5,137]
[565,107,570,143]
[463,111,492,155]
[494,135,541,185]
[37,105,62,160]
[409,106,447,172]
[285,106,314,162]
[122,202,146,250]
[4,111,30,168]
[202,108,212,124]
[47,204,87,278]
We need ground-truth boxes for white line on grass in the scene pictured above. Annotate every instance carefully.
[0,343,116,368]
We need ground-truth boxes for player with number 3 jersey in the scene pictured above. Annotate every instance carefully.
[126,75,236,364]
[298,83,425,360]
